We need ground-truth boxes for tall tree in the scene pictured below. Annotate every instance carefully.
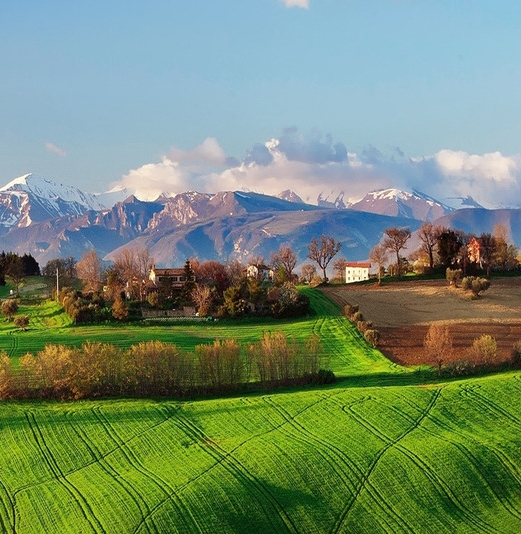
[5,256,24,296]
[270,246,297,283]
[332,257,347,283]
[383,227,411,275]
[437,229,463,269]
[417,222,442,270]
[307,235,342,282]
[369,244,388,284]
[113,249,138,299]
[76,250,104,293]
[479,233,496,277]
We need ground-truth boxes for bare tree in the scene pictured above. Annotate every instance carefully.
[369,244,388,284]
[191,284,213,316]
[135,248,153,301]
[307,235,342,282]
[417,222,442,271]
[479,233,496,277]
[383,227,411,275]
[300,264,316,283]
[270,246,297,282]
[225,259,244,286]
[76,250,104,293]
[332,257,347,283]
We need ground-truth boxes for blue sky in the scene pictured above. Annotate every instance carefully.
[1,1,521,207]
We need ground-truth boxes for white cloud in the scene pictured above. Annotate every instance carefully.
[168,137,227,167]
[113,132,521,209]
[410,150,521,208]
[281,0,309,9]
[45,142,66,157]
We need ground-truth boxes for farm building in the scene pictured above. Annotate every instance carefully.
[345,262,371,283]
[149,265,195,287]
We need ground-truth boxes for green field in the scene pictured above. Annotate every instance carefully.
[0,283,520,532]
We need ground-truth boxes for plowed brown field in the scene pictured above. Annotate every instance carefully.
[321,278,521,366]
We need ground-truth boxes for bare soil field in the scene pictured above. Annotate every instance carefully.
[321,278,521,366]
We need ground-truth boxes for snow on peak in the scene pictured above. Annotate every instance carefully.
[0,173,105,210]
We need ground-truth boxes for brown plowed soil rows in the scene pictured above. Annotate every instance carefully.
[321,278,521,366]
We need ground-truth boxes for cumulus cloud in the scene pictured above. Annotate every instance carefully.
[113,130,521,209]
[45,142,66,157]
[281,0,309,8]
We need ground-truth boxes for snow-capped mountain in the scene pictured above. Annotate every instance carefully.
[347,188,452,221]
[1,173,519,267]
[0,174,109,229]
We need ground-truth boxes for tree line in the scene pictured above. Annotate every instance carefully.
[369,223,518,280]
[0,333,332,400]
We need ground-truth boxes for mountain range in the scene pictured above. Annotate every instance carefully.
[0,173,519,269]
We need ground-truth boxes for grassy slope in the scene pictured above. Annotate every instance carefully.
[0,287,404,379]
[0,283,520,532]
[0,374,520,533]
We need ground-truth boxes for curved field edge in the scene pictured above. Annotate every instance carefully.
[0,290,407,379]
[0,372,519,533]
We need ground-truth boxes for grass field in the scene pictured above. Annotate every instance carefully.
[0,288,403,379]
[0,373,520,533]
[0,281,520,532]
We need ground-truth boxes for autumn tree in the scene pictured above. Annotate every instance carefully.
[270,246,297,283]
[14,315,29,331]
[307,235,342,282]
[417,222,442,271]
[383,227,411,276]
[469,334,497,364]
[76,250,104,293]
[195,260,230,296]
[300,264,316,284]
[1,299,18,321]
[112,295,128,321]
[369,244,388,284]
[423,323,453,375]
[492,224,518,270]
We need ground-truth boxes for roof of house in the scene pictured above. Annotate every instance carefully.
[345,262,371,268]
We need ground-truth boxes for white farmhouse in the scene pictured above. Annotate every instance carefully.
[345,262,371,283]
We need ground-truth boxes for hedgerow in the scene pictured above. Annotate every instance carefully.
[0,332,331,400]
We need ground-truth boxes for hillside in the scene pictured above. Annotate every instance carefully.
[0,287,519,532]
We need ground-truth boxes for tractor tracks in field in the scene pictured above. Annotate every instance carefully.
[262,393,413,533]
[24,411,106,533]
[330,388,502,534]
[171,409,298,534]
[89,405,201,534]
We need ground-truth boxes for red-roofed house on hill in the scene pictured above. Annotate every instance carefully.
[345,262,371,284]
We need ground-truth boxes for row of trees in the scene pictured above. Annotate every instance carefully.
[369,223,518,279]
[0,334,332,400]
